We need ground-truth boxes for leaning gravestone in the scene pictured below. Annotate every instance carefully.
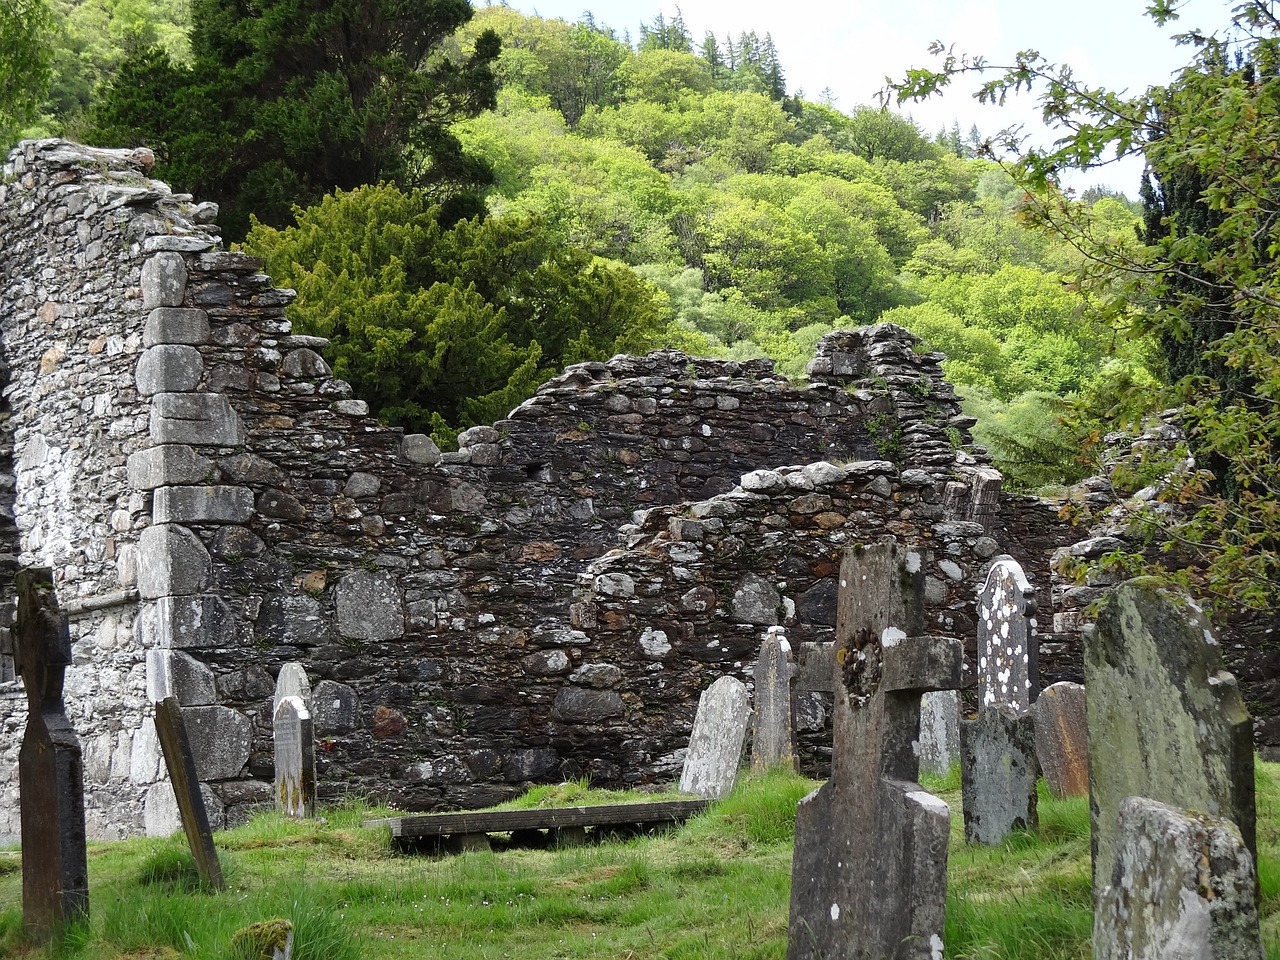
[14,568,89,942]
[1095,797,1262,960]
[679,676,750,799]
[788,539,963,960]
[273,695,315,818]
[154,696,225,889]
[961,556,1038,844]
[751,626,795,773]
[1087,580,1255,892]
[1032,681,1089,797]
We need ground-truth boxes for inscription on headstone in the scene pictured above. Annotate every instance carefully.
[1033,681,1089,797]
[679,676,750,799]
[751,627,795,773]
[273,695,316,818]
[788,539,962,960]
[1087,580,1255,892]
[154,696,225,889]
[15,568,89,942]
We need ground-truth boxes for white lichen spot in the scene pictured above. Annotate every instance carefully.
[930,934,944,960]
[905,551,922,574]
[830,903,840,922]
[906,790,949,816]
[640,626,672,658]
[478,613,496,625]
[881,626,906,647]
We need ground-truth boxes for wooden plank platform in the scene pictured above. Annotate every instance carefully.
[365,799,709,840]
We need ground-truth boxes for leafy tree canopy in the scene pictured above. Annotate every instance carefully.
[0,0,54,145]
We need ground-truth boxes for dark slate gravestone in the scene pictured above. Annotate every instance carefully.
[1087,580,1255,895]
[961,555,1038,844]
[751,627,795,773]
[154,696,225,889]
[14,568,89,942]
[273,695,315,818]
[1095,797,1262,960]
[1032,681,1089,797]
[788,539,963,960]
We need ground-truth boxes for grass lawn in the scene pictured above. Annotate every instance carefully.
[2,763,1278,959]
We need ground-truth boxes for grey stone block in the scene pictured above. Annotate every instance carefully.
[312,680,359,734]
[552,688,625,723]
[257,594,327,646]
[146,649,217,705]
[128,445,213,490]
[139,595,236,649]
[731,573,780,626]
[402,434,441,465]
[144,780,225,837]
[151,392,245,446]
[280,349,331,378]
[141,252,188,309]
[137,345,203,395]
[334,570,404,641]
[154,485,254,524]
[137,524,211,598]
[182,705,252,780]
[145,308,211,347]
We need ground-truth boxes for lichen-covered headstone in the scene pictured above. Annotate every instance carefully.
[1033,681,1089,797]
[788,539,962,960]
[751,626,795,773]
[679,676,750,799]
[961,556,1039,844]
[1087,580,1255,891]
[976,557,1037,710]
[1095,797,1262,960]
[15,568,89,942]
[918,690,959,777]
[273,696,315,818]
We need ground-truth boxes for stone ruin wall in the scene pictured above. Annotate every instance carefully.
[0,140,1090,840]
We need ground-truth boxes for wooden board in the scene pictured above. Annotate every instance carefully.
[366,799,709,839]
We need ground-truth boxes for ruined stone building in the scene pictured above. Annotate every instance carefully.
[0,139,1257,842]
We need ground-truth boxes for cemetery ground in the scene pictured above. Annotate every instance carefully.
[3,765,1280,959]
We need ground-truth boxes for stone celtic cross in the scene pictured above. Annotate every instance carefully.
[788,539,962,960]
[14,567,89,942]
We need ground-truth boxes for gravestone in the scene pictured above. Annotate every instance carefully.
[1087,580,1255,891]
[273,695,315,818]
[751,626,795,773]
[154,696,225,889]
[788,539,963,960]
[1095,797,1262,960]
[976,557,1037,710]
[679,676,750,799]
[961,556,1038,844]
[14,568,89,942]
[273,662,312,714]
[918,691,959,777]
[1033,681,1088,797]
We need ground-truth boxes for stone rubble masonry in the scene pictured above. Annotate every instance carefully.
[0,139,1085,840]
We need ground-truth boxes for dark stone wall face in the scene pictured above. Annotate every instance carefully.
[0,140,1100,835]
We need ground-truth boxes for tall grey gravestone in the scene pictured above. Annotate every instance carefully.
[1087,580,1255,894]
[961,556,1038,844]
[273,695,316,818]
[1095,797,1262,960]
[14,568,89,943]
[788,539,963,960]
[918,690,959,777]
[751,626,795,773]
[679,675,750,799]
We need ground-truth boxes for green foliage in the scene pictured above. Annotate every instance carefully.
[0,0,55,146]
[243,184,669,445]
[90,0,499,240]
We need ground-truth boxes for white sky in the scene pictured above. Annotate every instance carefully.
[499,0,1235,196]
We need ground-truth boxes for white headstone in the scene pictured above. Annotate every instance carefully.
[273,695,315,819]
[680,676,750,799]
[976,557,1036,710]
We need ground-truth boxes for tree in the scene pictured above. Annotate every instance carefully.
[0,0,54,145]
[889,1,1280,609]
[91,0,500,239]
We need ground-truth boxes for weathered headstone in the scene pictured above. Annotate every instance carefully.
[960,705,1038,843]
[1095,797,1262,960]
[1032,681,1088,797]
[918,690,959,777]
[154,696,225,889]
[976,557,1037,710]
[273,695,315,818]
[961,556,1038,844]
[788,539,963,960]
[679,675,750,799]
[1087,580,1256,891]
[751,626,795,773]
[14,568,89,942]
[273,662,312,714]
